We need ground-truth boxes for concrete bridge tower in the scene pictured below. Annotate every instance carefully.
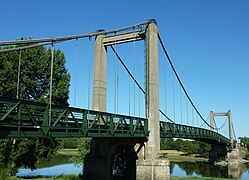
[83,20,169,180]
[136,20,170,180]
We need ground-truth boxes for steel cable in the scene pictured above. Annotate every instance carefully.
[158,33,217,130]
[110,45,174,123]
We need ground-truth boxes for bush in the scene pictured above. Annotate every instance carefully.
[61,138,79,149]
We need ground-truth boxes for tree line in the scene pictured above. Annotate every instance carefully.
[160,138,211,157]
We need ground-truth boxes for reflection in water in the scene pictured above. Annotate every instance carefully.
[16,163,83,177]
[229,163,248,179]
[15,152,249,179]
[171,161,249,179]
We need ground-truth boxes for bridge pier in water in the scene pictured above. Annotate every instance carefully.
[209,143,228,163]
[83,138,146,180]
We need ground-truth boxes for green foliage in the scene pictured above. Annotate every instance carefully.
[161,138,211,157]
[53,174,83,180]
[171,177,233,180]
[0,43,70,176]
[72,138,91,164]
[10,174,83,180]
[61,138,79,149]
[239,137,249,160]
[239,137,249,150]
[0,44,70,105]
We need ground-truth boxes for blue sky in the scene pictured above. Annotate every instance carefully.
[1,0,249,138]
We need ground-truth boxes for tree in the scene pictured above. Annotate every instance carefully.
[160,138,210,157]
[72,138,91,164]
[0,43,70,176]
[239,137,249,160]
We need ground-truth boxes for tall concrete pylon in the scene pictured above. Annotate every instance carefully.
[144,21,160,159]
[137,20,170,180]
[85,20,170,179]
[92,34,107,112]
[210,111,215,131]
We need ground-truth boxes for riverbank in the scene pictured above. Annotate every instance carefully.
[160,150,208,162]
[11,175,233,180]
[11,174,81,180]
[13,149,241,179]
[171,177,233,180]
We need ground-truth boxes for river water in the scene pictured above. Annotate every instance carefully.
[16,160,249,179]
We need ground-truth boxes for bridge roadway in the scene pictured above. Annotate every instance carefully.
[0,97,230,146]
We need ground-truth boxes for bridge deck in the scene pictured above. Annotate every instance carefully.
[160,122,230,145]
[0,97,230,146]
[0,97,148,138]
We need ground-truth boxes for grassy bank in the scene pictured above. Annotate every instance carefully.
[11,174,81,180]
[11,175,233,180]
[171,177,233,180]
[57,148,78,156]
[161,150,208,162]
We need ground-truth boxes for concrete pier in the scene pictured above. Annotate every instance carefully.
[209,143,227,163]
[84,138,145,180]
[137,159,170,180]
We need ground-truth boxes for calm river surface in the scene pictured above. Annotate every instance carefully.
[16,161,249,179]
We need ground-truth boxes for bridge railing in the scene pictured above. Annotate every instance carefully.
[160,121,230,145]
[0,97,148,138]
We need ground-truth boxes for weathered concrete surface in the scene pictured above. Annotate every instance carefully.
[137,158,170,180]
[92,34,107,112]
[144,19,160,160]
[87,20,169,180]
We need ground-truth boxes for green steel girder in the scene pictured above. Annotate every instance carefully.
[160,121,230,146]
[0,97,230,146]
[0,97,148,138]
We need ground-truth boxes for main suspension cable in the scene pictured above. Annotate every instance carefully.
[158,33,216,129]
[0,42,51,53]
[110,45,174,123]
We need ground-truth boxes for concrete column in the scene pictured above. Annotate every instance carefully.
[210,111,215,131]
[228,110,234,149]
[92,34,107,112]
[84,137,144,180]
[209,143,227,163]
[145,21,160,159]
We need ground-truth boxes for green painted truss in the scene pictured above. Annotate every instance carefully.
[0,97,148,138]
[160,121,230,145]
[0,97,230,146]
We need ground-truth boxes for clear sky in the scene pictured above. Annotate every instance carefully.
[1,0,249,138]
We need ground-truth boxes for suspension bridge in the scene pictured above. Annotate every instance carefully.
[0,19,236,179]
